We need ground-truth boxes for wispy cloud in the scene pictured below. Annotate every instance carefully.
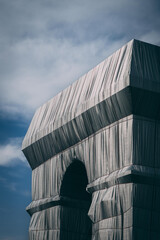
[0,0,159,120]
[0,177,17,192]
[0,175,31,197]
[0,37,125,119]
[0,138,28,166]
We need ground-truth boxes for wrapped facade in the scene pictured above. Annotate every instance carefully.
[22,39,160,239]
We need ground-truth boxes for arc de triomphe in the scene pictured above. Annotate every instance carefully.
[22,39,160,240]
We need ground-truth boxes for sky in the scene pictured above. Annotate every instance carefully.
[0,0,160,239]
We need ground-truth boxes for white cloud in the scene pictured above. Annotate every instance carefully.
[0,36,126,119]
[140,30,160,46]
[0,138,28,166]
[0,0,159,119]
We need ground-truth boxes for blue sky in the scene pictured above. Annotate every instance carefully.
[0,0,160,239]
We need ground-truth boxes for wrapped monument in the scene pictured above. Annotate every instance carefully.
[22,39,160,239]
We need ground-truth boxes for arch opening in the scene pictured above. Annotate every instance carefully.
[60,160,91,201]
[60,160,92,240]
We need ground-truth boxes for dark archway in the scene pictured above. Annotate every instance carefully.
[60,160,92,240]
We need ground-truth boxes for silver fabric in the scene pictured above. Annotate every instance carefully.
[22,39,160,239]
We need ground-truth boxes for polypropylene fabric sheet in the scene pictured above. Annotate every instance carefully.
[22,39,160,153]
[22,39,160,240]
